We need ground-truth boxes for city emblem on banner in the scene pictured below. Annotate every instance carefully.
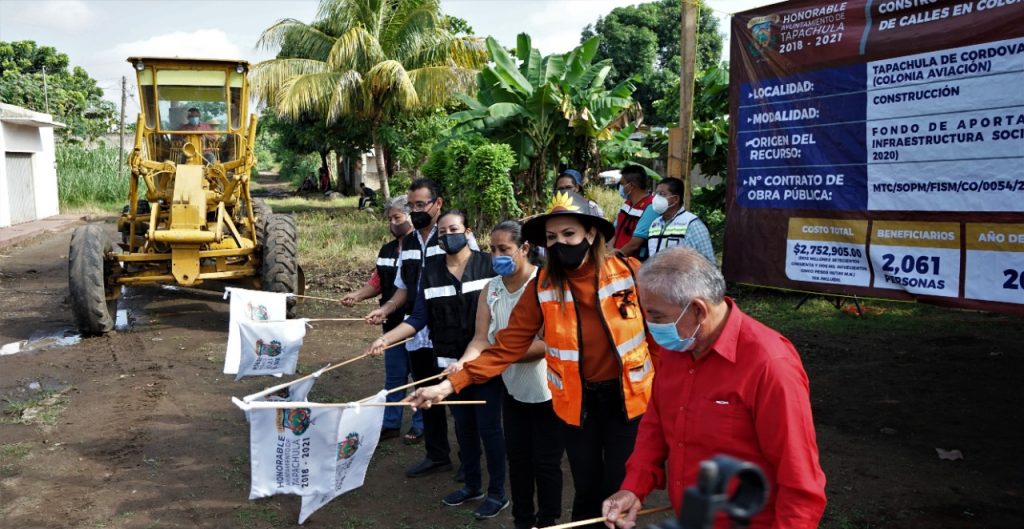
[746,14,780,58]
[277,407,313,436]
[247,301,270,321]
[255,338,283,357]
[338,432,361,460]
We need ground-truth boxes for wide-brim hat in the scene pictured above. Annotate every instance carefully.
[522,191,614,247]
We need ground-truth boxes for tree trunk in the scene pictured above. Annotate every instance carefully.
[319,150,331,182]
[335,154,348,194]
[372,126,390,200]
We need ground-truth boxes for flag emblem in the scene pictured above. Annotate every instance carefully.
[277,408,312,435]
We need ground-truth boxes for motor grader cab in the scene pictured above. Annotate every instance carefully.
[68,57,302,335]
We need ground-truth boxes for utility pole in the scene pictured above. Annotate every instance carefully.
[673,0,699,209]
[118,76,127,178]
[42,65,50,114]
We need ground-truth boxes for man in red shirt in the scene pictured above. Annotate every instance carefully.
[612,165,654,254]
[602,247,826,529]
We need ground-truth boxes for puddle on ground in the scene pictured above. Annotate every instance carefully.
[1,327,81,355]
[1,307,135,356]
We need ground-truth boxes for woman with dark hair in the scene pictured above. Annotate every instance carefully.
[445,220,563,529]
[365,210,508,519]
[407,192,659,525]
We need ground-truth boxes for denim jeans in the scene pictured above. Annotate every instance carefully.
[450,377,507,498]
[383,343,423,431]
[409,347,451,463]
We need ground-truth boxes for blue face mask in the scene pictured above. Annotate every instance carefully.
[188,116,200,125]
[618,184,628,199]
[646,303,700,352]
[492,247,522,277]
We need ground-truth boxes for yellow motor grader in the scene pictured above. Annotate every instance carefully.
[68,57,302,335]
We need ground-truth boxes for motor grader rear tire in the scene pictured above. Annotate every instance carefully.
[69,225,119,335]
[261,213,299,317]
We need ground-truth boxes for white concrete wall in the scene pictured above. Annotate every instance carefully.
[33,126,59,219]
[0,120,61,227]
[0,123,9,227]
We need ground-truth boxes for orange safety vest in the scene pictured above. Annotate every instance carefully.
[536,256,655,426]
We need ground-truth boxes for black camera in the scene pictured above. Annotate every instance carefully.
[644,455,769,529]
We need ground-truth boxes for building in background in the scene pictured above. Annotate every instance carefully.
[0,103,65,227]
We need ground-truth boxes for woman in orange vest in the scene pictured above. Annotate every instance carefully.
[406,191,659,524]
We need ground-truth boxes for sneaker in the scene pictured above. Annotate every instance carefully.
[474,496,510,519]
[405,458,453,478]
[442,488,485,506]
[402,427,423,445]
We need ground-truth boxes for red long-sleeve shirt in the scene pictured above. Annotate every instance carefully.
[620,298,826,529]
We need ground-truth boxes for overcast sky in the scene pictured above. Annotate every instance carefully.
[0,0,775,113]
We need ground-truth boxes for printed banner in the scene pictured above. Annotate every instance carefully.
[247,405,340,500]
[724,0,1024,313]
[224,288,289,374]
[298,391,387,524]
[235,319,308,380]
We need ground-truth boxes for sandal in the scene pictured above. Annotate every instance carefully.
[402,427,424,445]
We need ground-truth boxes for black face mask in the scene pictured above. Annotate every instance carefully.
[410,211,433,230]
[389,220,413,239]
[548,238,591,269]
[438,233,468,255]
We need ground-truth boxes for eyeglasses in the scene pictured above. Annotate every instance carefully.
[409,199,436,211]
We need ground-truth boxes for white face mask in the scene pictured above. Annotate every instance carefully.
[651,194,673,214]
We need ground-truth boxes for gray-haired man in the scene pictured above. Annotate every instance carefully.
[603,247,826,529]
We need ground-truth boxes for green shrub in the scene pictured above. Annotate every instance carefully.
[387,172,412,197]
[278,151,320,186]
[421,137,518,231]
[56,144,130,209]
[468,143,520,230]
[690,183,726,253]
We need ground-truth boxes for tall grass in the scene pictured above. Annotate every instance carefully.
[56,144,129,211]
[266,195,389,273]
[587,185,621,222]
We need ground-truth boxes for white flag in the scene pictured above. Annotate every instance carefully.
[235,319,308,380]
[224,287,289,374]
[239,368,324,423]
[298,390,387,524]
[246,405,340,500]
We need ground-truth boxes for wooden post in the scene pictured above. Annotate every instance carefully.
[118,76,127,179]
[678,0,699,209]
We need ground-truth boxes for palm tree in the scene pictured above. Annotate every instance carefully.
[252,0,486,199]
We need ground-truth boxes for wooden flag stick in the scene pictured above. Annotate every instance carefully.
[361,372,447,402]
[241,337,414,403]
[535,506,672,529]
[241,400,486,409]
[288,293,344,303]
[317,336,414,376]
[253,318,366,323]
[288,293,376,304]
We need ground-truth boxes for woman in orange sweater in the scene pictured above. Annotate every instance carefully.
[406,192,659,524]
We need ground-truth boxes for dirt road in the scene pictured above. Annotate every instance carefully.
[1,223,1023,529]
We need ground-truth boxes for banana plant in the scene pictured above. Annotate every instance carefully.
[452,33,637,209]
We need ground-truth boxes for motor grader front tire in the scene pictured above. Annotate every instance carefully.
[69,225,120,335]
[251,197,272,244]
[261,213,299,317]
